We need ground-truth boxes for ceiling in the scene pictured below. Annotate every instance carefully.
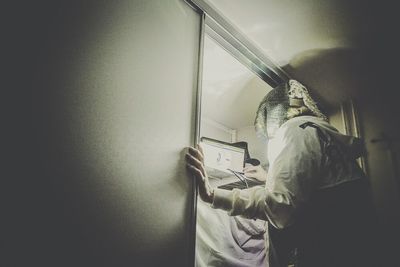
[207,0,368,65]
[203,0,379,112]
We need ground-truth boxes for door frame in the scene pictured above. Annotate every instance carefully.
[185,0,289,266]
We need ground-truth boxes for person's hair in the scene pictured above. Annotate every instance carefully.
[286,105,313,119]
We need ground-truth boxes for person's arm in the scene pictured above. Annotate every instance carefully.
[212,124,323,229]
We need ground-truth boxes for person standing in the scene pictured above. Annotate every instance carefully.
[187,80,377,267]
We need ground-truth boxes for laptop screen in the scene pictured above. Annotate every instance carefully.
[200,137,245,178]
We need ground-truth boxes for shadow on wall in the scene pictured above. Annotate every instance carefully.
[282,48,370,114]
[283,47,400,265]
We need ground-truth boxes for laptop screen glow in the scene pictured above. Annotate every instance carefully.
[200,139,245,178]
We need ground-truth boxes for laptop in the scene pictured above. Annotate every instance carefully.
[200,137,245,179]
[200,137,265,190]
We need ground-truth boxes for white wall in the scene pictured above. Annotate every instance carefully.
[200,118,233,143]
[328,108,346,134]
[236,126,269,169]
[9,1,200,266]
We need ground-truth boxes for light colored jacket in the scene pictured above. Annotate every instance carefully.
[212,115,365,229]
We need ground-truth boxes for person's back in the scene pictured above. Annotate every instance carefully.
[268,117,378,267]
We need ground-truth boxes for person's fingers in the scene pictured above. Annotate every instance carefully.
[186,163,205,182]
[186,153,206,177]
[188,147,204,163]
[186,151,200,165]
[243,165,257,172]
[186,147,213,203]
[196,144,205,158]
[244,172,256,178]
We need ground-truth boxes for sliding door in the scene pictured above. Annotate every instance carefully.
[20,1,201,266]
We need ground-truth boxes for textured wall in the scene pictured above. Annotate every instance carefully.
[6,1,200,266]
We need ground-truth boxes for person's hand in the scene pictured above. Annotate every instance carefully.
[243,163,267,181]
[186,144,214,204]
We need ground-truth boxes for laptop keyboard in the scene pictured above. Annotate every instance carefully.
[218,178,265,190]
